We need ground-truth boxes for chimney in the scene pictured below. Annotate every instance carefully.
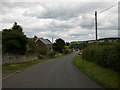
[33,36,38,41]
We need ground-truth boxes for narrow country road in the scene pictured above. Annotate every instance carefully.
[3,54,102,88]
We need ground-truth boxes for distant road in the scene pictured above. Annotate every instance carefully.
[3,54,102,88]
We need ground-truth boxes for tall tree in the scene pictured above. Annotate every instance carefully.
[27,38,36,54]
[12,22,23,33]
[2,22,27,54]
[53,38,65,53]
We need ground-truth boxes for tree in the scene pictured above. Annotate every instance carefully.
[2,22,27,54]
[38,47,48,56]
[27,38,36,54]
[53,38,65,53]
[12,22,23,33]
[65,42,70,46]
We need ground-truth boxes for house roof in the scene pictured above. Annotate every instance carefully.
[40,38,51,45]
[35,38,51,45]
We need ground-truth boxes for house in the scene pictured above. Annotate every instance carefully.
[32,36,52,49]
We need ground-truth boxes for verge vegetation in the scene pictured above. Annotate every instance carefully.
[82,42,120,72]
[73,56,120,88]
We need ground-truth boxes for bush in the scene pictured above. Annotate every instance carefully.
[48,51,55,58]
[38,47,48,56]
[82,42,120,72]
[27,38,36,54]
[38,55,44,59]
[36,47,48,59]
[63,49,69,54]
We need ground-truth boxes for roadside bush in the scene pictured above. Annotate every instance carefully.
[48,51,55,58]
[36,47,48,59]
[38,47,48,56]
[82,42,120,72]
[38,55,44,59]
[27,38,36,54]
[63,49,69,54]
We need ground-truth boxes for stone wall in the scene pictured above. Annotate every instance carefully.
[2,54,38,64]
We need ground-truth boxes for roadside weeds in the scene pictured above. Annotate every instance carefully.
[73,56,120,88]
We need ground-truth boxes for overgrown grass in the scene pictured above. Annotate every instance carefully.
[73,56,120,88]
[3,53,72,71]
[3,59,48,70]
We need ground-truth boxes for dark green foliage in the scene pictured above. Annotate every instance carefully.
[78,43,87,50]
[38,55,44,59]
[53,38,65,53]
[36,47,48,59]
[70,37,120,49]
[70,42,87,50]
[27,38,36,54]
[2,22,27,54]
[35,47,48,59]
[48,51,55,58]
[65,42,70,46]
[82,42,120,72]
[12,22,23,33]
[38,47,48,55]
[63,49,69,54]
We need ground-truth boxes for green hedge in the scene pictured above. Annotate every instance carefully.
[82,42,120,72]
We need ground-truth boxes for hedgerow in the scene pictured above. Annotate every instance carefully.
[82,42,120,72]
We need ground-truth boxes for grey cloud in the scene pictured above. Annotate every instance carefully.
[23,2,112,20]
[24,31,34,37]
[47,20,75,30]
[1,2,118,42]
[70,33,87,36]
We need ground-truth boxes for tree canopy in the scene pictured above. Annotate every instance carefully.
[2,22,27,54]
[53,38,65,53]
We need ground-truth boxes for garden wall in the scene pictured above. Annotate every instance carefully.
[2,54,38,64]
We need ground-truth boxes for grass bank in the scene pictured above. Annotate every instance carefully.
[3,53,72,71]
[3,58,48,70]
[73,56,120,88]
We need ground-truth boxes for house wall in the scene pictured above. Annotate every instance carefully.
[36,40,47,48]
[46,44,52,49]
[2,54,38,64]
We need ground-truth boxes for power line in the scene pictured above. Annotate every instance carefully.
[97,3,118,39]
[86,17,94,40]
[99,3,118,14]
[86,2,118,41]
[88,18,94,35]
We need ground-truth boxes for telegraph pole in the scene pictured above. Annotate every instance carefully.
[95,11,98,44]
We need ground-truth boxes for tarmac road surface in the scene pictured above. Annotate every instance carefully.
[3,54,102,88]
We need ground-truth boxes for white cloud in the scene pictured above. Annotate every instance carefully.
[1,2,118,42]
[1,0,119,2]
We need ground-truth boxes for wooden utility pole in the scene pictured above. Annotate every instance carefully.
[95,11,98,44]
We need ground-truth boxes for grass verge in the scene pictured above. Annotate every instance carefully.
[73,56,120,88]
[3,58,47,70]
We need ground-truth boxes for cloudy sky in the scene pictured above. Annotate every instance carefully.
[1,0,119,42]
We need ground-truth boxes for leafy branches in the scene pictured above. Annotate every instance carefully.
[2,22,27,54]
